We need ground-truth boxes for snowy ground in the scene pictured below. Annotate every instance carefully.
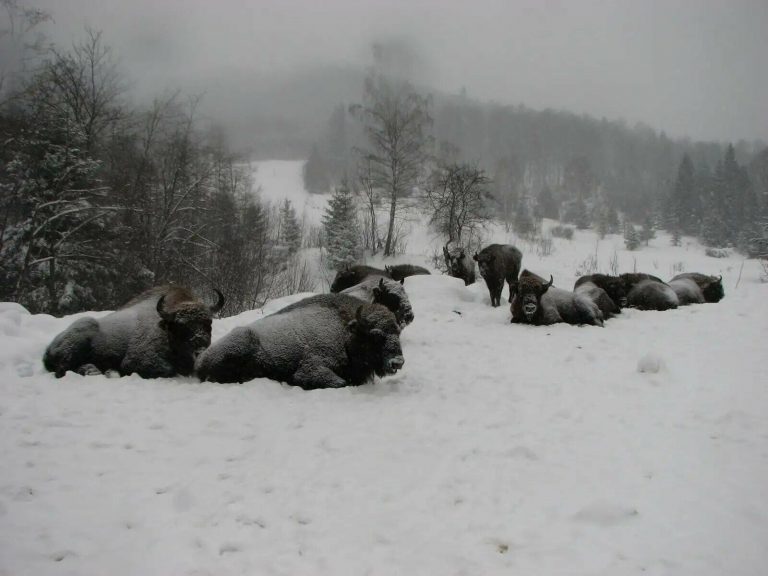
[2,162,767,575]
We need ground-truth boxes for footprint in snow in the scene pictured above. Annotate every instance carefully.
[572,502,639,526]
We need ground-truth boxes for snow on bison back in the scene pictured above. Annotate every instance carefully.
[196,294,404,389]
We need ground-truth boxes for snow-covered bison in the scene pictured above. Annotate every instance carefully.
[669,273,724,304]
[443,243,476,286]
[623,275,679,311]
[330,265,390,293]
[473,243,523,307]
[574,281,620,320]
[384,264,430,282]
[342,276,415,327]
[43,286,224,378]
[510,270,604,326]
[574,274,628,308]
[196,294,405,389]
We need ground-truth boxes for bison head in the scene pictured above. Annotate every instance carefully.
[513,273,553,321]
[443,244,474,284]
[702,275,724,302]
[472,251,492,279]
[372,277,414,327]
[347,304,404,377]
[601,276,629,308]
[157,289,224,361]
[330,269,355,293]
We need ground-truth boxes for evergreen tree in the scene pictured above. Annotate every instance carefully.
[639,213,656,245]
[513,195,535,237]
[624,222,640,250]
[667,154,699,234]
[563,198,590,229]
[322,181,361,270]
[535,185,559,220]
[278,199,302,254]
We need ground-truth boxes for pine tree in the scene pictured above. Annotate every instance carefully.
[639,213,656,245]
[513,195,535,237]
[322,181,361,270]
[624,222,640,250]
[279,199,302,254]
[535,185,559,220]
[668,155,699,234]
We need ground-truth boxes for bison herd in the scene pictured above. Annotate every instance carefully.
[43,243,724,389]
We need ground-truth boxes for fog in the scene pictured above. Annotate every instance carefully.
[22,0,768,143]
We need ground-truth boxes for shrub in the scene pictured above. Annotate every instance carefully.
[550,225,574,240]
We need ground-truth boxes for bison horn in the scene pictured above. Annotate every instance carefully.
[210,289,225,314]
[544,275,554,288]
[156,294,172,321]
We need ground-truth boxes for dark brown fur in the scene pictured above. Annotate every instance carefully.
[473,244,523,307]
[330,265,391,293]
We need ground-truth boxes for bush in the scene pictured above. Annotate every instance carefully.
[705,248,730,258]
[550,225,574,240]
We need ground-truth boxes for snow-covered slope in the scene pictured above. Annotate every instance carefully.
[2,161,767,576]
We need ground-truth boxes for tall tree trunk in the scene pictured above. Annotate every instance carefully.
[384,191,397,256]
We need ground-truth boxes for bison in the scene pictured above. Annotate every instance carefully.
[196,294,404,389]
[574,281,620,319]
[473,244,523,307]
[510,270,604,326]
[330,265,390,293]
[669,273,724,304]
[625,279,679,311]
[443,243,476,286]
[43,285,224,378]
[342,276,415,327]
[384,264,430,282]
[574,274,628,308]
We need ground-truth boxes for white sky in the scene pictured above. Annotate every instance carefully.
[28,0,768,142]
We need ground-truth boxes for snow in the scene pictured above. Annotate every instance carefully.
[2,161,768,575]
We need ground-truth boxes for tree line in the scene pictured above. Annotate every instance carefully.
[308,51,768,265]
[0,12,310,315]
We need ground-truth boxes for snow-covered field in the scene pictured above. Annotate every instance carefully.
[2,161,767,576]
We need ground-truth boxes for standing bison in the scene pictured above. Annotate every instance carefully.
[43,286,224,378]
[510,270,603,326]
[669,273,724,304]
[384,264,430,282]
[342,276,415,327]
[330,265,390,293]
[473,244,523,307]
[196,294,404,388]
[443,243,476,286]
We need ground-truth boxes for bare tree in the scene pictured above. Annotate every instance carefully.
[351,72,432,256]
[356,157,381,254]
[0,0,51,103]
[425,162,493,246]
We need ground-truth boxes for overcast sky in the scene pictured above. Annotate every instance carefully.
[29,0,768,142]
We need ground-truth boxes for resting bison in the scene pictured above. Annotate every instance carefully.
[384,264,430,282]
[574,281,620,319]
[43,286,224,378]
[330,265,390,293]
[342,276,415,327]
[626,279,679,311]
[574,274,628,308]
[669,273,724,304]
[196,294,404,389]
[510,270,603,326]
[443,243,476,286]
[473,244,523,307]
